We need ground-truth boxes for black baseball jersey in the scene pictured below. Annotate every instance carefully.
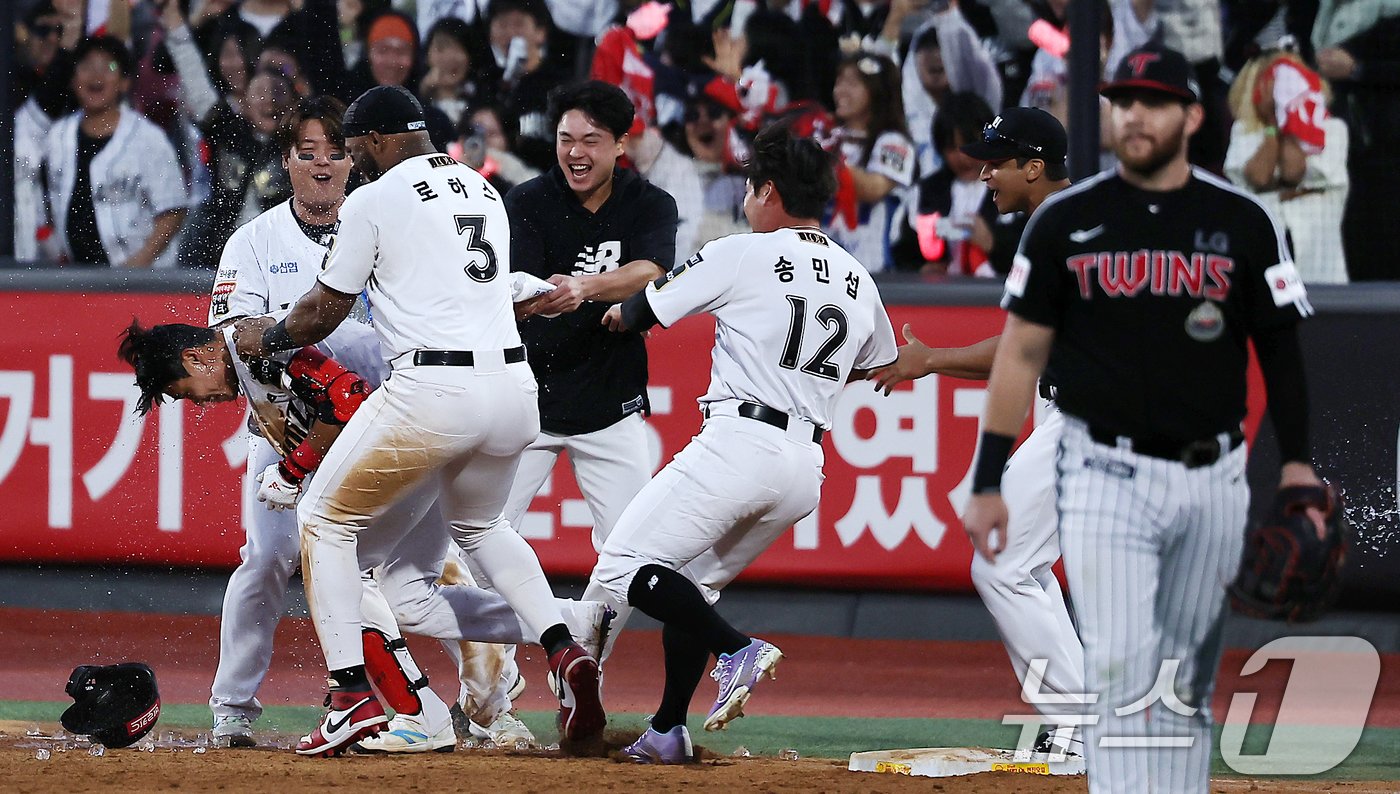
[505,165,680,436]
[1003,168,1313,442]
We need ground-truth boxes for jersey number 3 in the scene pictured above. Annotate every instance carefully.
[779,295,848,381]
[454,215,499,282]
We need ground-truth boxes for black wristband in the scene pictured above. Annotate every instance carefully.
[971,431,1016,494]
[261,319,298,354]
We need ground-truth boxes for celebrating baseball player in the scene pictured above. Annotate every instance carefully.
[232,85,605,757]
[591,123,898,763]
[869,106,1084,756]
[963,44,1323,793]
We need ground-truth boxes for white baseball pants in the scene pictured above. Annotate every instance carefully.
[1057,417,1248,794]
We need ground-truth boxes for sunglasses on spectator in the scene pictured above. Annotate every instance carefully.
[982,126,1043,154]
[684,103,729,123]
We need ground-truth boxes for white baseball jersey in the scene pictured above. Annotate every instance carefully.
[644,227,898,429]
[318,153,521,359]
[209,200,339,325]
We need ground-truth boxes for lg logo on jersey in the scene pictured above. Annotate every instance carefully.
[574,242,622,276]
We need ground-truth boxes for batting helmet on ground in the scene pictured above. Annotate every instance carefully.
[60,662,161,748]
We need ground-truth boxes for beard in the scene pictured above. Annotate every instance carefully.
[1116,123,1186,179]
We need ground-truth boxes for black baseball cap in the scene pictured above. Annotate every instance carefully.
[1100,43,1200,103]
[342,85,429,138]
[960,107,1068,168]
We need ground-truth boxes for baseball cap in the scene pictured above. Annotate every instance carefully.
[342,85,428,138]
[1100,43,1200,103]
[960,107,1068,166]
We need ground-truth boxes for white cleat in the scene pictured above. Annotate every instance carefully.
[211,714,256,748]
[468,711,538,749]
[353,711,455,754]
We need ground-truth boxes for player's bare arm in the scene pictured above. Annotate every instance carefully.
[869,328,1001,395]
[233,282,358,358]
[961,315,1054,562]
[531,260,666,317]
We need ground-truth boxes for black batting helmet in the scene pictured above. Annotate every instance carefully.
[60,662,161,748]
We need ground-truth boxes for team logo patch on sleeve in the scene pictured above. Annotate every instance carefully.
[1264,261,1312,313]
[211,280,235,319]
[1004,254,1031,299]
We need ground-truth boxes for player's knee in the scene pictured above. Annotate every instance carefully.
[590,550,638,607]
[448,514,505,551]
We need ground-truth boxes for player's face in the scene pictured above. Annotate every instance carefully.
[167,347,239,406]
[285,120,350,210]
[832,67,871,127]
[72,50,128,115]
[369,36,414,87]
[1110,92,1201,176]
[346,134,383,181]
[556,110,623,198]
[980,157,1030,214]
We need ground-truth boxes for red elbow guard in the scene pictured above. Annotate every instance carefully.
[287,346,369,425]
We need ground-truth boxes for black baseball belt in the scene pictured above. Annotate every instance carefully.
[412,347,526,367]
[705,401,824,443]
[1087,426,1245,468]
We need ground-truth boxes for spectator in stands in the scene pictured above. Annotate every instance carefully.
[14,0,79,260]
[896,92,1003,275]
[337,0,389,68]
[680,87,749,245]
[463,102,541,185]
[480,0,571,171]
[160,0,297,266]
[824,51,916,272]
[342,10,455,147]
[1018,0,1120,170]
[1313,0,1400,281]
[1224,49,1349,283]
[1149,0,1231,171]
[420,16,485,127]
[901,8,1002,178]
[198,18,261,112]
[42,36,188,267]
[625,121,705,256]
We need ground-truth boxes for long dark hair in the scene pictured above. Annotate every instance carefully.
[835,51,909,164]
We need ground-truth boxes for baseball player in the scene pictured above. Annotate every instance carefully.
[232,85,604,758]
[116,317,611,755]
[963,44,1323,793]
[870,107,1084,755]
[591,123,898,764]
[479,80,678,721]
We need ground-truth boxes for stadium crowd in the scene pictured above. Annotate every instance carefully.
[11,0,1399,282]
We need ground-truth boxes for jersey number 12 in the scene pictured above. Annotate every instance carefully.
[779,295,848,381]
[454,215,499,282]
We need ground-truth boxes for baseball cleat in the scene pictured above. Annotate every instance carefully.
[562,600,616,662]
[468,710,537,748]
[703,638,782,732]
[505,670,527,703]
[295,684,388,757]
[622,725,693,764]
[211,714,256,748]
[548,643,605,742]
[353,711,455,753]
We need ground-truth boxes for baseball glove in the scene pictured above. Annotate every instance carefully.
[1229,483,1348,623]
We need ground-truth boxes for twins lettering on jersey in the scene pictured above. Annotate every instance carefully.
[1065,250,1235,300]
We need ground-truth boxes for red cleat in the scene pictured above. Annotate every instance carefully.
[548,643,605,742]
[295,684,388,757]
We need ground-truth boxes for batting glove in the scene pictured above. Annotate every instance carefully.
[255,462,302,510]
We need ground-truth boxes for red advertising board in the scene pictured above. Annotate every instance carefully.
[0,291,1268,591]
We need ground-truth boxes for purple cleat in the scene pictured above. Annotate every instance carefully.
[622,724,693,764]
[703,638,783,732]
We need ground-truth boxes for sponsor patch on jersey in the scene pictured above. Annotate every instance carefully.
[1004,254,1030,298]
[408,120,427,131]
[797,230,828,246]
[211,280,236,320]
[1185,300,1225,342]
[1264,261,1307,307]
[1084,456,1136,479]
[427,154,455,167]
[877,142,910,175]
[216,266,238,281]
[268,261,299,274]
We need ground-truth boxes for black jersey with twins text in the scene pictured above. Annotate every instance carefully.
[505,165,680,435]
[1002,168,1313,442]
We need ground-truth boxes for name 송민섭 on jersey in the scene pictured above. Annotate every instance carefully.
[645,227,899,429]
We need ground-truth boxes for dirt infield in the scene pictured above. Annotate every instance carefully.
[4,729,1398,794]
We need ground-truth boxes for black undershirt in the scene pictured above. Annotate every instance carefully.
[290,201,337,246]
[66,129,111,266]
